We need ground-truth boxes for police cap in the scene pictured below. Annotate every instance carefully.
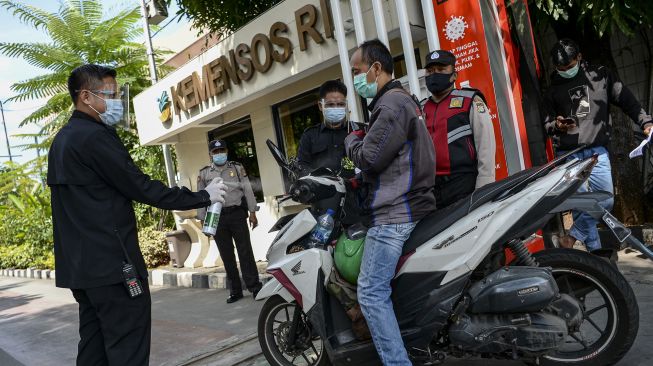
[208,139,227,153]
[424,50,456,68]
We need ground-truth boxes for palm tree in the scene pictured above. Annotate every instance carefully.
[0,0,174,229]
[0,0,164,148]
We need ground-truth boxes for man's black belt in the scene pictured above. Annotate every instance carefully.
[222,205,245,213]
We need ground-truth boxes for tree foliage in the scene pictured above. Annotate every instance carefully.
[0,0,177,269]
[0,0,173,148]
[531,0,653,39]
[167,0,282,38]
[0,162,54,269]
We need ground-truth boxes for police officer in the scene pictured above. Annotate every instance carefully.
[198,139,262,303]
[48,64,227,365]
[297,79,354,177]
[422,50,496,209]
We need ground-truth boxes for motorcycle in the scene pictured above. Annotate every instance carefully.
[256,139,653,366]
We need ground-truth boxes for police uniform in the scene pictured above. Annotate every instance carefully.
[423,50,496,209]
[197,149,261,299]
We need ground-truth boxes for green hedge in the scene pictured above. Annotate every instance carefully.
[138,226,172,268]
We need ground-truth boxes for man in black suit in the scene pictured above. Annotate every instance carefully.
[47,64,226,365]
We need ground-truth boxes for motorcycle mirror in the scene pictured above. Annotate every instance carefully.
[266,139,290,170]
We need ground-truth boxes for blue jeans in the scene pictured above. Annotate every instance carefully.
[358,222,417,366]
[559,146,614,251]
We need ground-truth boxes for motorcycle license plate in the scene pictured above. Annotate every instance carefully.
[602,211,631,243]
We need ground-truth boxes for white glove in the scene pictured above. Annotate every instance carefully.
[204,178,227,204]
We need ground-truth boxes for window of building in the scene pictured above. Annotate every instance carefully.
[207,117,264,202]
[272,88,321,159]
[272,88,321,189]
[393,48,422,79]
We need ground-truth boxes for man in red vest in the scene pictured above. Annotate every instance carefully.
[422,50,496,209]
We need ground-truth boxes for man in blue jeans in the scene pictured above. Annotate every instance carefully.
[346,39,436,365]
[544,39,652,251]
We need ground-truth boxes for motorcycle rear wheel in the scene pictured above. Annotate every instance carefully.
[530,249,638,366]
[258,295,331,366]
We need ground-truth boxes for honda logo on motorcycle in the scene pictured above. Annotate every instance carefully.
[291,261,306,276]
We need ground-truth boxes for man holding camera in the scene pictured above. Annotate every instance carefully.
[544,39,652,252]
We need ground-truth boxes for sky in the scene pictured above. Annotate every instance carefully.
[0,0,191,165]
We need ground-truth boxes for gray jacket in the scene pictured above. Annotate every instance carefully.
[345,81,436,226]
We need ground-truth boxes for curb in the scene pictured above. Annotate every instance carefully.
[148,269,272,290]
[0,268,54,280]
[0,268,271,290]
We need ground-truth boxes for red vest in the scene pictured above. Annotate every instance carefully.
[423,89,479,176]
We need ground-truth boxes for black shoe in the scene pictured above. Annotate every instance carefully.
[226,293,243,304]
[251,284,263,299]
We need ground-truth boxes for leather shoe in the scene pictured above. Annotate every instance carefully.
[252,287,261,300]
[558,234,577,249]
[226,294,243,304]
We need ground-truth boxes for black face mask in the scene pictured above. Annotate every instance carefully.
[426,72,454,94]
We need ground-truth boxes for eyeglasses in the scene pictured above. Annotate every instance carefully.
[76,89,124,99]
[320,99,347,109]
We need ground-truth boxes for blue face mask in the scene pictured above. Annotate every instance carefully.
[558,63,580,79]
[323,107,346,127]
[353,63,379,99]
[212,153,228,166]
[88,91,124,126]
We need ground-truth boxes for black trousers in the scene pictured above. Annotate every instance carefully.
[215,207,262,296]
[71,282,151,366]
[435,173,477,209]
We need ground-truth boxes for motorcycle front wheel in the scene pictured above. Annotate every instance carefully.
[258,295,331,366]
[532,249,639,366]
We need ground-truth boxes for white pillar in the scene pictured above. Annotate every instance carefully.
[350,0,366,45]
[421,0,440,52]
[395,0,421,96]
[371,0,389,47]
[330,0,362,123]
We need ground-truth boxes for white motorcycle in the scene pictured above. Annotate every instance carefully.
[256,139,653,366]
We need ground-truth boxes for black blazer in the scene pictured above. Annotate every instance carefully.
[47,111,210,289]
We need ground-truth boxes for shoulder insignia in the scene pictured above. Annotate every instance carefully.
[449,97,464,109]
[475,101,487,113]
[199,165,210,172]
[451,88,477,99]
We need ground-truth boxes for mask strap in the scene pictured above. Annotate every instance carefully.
[85,90,107,117]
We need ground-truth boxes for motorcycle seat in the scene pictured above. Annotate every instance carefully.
[402,167,537,255]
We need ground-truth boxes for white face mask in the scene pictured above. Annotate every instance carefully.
[323,107,346,127]
[558,63,580,79]
[87,90,124,126]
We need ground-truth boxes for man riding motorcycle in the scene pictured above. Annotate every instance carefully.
[346,39,436,366]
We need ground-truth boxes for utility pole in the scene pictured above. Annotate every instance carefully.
[0,99,13,163]
[139,0,178,187]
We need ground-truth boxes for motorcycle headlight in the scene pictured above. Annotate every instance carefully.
[545,156,597,197]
